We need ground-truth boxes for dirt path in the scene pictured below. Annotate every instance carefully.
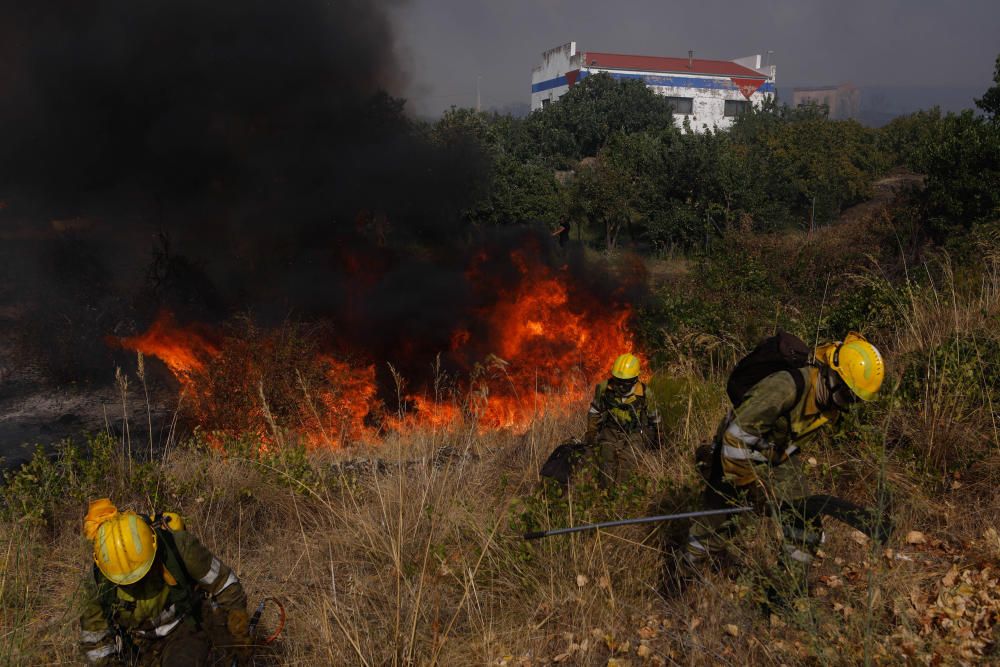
[836,171,924,225]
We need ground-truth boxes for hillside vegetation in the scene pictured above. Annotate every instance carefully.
[2,57,1000,666]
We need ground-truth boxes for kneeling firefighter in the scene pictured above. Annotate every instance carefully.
[585,353,662,487]
[79,499,251,666]
[684,331,884,592]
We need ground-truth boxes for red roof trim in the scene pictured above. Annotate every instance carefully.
[581,52,766,79]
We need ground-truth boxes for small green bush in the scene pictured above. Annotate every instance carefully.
[0,433,136,526]
[898,333,1000,405]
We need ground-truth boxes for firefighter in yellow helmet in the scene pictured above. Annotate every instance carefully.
[79,499,251,666]
[682,332,884,595]
[585,353,662,486]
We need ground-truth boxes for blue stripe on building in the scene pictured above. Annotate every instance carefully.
[531,76,569,93]
[532,70,774,95]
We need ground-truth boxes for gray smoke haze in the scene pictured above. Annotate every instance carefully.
[393,0,1000,116]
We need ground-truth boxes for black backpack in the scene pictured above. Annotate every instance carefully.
[539,438,590,487]
[726,330,811,408]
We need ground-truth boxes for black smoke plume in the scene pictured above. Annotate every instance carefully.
[0,1,640,392]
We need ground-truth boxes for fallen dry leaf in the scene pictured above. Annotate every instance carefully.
[725,624,740,637]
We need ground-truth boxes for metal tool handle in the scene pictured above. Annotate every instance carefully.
[523,506,754,540]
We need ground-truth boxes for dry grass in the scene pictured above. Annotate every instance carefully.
[2,380,997,665]
[4,237,1000,665]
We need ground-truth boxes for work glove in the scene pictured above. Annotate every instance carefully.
[694,442,715,482]
[225,609,253,665]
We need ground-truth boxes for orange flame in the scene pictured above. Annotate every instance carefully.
[114,251,638,446]
[114,311,219,377]
[461,251,634,431]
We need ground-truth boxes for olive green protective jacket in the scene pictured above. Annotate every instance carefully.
[719,367,840,486]
[585,379,662,442]
[79,530,246,665]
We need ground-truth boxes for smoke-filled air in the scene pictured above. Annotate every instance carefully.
[2,1,1000,665]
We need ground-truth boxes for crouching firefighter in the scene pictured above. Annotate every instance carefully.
[79,498,252,666]
[585,353,662,487]
[683,331,884,594]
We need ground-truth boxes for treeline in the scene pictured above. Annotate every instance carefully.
[427,57,1000,252]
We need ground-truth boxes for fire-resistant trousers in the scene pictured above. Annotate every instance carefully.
[686,451,824,587]
[591,427,647,488]
[134,622,212,667]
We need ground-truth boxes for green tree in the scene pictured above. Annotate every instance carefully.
[879,108,947,169]
[975,53,1000,122]
[433,108,564,227]
[526,73,676,162]
[728,103,881,227]
[911,110,1000,239]
[467,154,564,227]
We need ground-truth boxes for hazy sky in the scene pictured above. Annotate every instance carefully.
[390,0,1000,117]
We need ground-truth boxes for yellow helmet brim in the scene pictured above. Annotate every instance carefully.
[831,333,884,402]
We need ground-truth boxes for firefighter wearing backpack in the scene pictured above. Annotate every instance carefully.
[79,498,251,666]
[684,332,884,589]
[585,353,662,487]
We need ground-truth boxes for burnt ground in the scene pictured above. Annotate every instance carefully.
[0,229,178,468]
[0,317,177,470]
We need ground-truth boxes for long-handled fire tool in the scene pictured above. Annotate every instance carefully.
[523,506,754,540]
[522,495,893,543]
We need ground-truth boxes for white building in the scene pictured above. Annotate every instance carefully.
[531,42,775,131]
[792,84,860,120]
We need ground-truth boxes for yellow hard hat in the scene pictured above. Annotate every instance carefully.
[93,511,158,585]
[611,353,641,380]
[821,332,884,401]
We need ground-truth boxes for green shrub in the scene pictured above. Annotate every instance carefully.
[898,333,1000,405]
[823,279,905,336]
[0,433,137,526]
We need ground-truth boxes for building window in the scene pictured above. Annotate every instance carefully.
[541,98,550,108]
[724,100,750,117]
[664,96,693,114]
